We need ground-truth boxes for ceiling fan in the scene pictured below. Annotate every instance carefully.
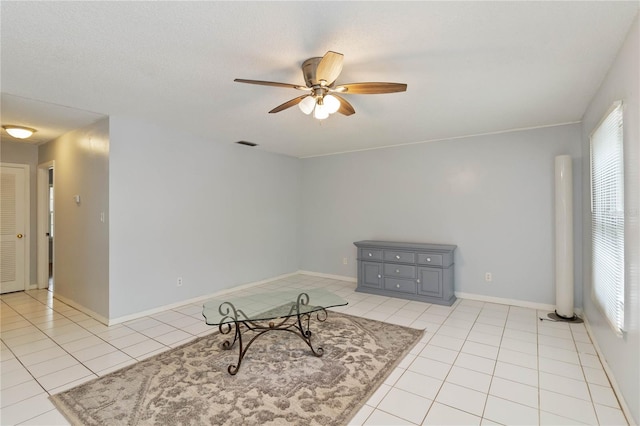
[234,51,407,120]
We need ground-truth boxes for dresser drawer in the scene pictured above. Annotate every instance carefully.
[384,264,416,279]
[385,278,417,294]
[384,250,415,263]
[360,249,383,261]
[417,253,443,266]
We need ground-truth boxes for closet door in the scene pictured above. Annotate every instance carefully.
[1,164,27,294]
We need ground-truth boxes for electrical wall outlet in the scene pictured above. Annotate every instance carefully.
[177,277,183,287]
[343,257,348,265]
[485,272,492,282]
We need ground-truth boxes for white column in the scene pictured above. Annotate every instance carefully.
[555,155,574,318]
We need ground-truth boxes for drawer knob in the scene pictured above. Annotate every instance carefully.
[395,269,400,273]
[427,257,431,262]
[368,252,372,257]
[396,255,400,259]
[378,274,381,278]
[417,279,420,283]
[396,284,400,288]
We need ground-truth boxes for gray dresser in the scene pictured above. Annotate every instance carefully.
[354,240,457,306]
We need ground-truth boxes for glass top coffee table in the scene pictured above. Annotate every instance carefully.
[202,288,348,375]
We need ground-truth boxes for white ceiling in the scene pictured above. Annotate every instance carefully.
[0,94,105,145]
[1,1,638,158]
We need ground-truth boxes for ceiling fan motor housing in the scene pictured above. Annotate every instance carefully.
[302,57,324,87]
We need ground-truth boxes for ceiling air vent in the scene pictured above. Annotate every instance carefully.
[235,141,258,147]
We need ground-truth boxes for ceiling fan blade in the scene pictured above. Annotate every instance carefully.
[268,95,310,114]
[335,82,407,94]
[316,51,344,85]
[333,94,355,116]
[234,79,307,90]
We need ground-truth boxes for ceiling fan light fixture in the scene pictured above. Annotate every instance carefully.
[323,95,340,114]
[2,125,37,139]
[298,96,316,115]
[313,103,329,120]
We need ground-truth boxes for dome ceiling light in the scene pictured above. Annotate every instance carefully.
[2,125,37,139]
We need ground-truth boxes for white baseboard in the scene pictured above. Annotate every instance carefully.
[298,273,573,313]
[106,271,299,326]
[454,291,557,312]
[54,293,110,325]
[455,291,585,317]
[296,274,573,314]
[107,270,354,325]
[582,317,636,425]
[297,270,356,283]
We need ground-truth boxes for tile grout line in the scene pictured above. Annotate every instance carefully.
[361,300,453,424]
[479,304,508,424]
[0,294,87,424]
[426,303,486,424]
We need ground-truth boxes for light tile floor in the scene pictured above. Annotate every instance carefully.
[0,274,630,425]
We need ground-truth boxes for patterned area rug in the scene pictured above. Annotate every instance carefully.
[50,312,423,425]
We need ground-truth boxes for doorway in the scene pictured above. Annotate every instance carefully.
[37,161,54,291]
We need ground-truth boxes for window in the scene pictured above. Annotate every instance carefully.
[590,101,624,335]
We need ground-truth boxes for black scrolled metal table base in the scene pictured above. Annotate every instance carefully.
[217,292,328,375]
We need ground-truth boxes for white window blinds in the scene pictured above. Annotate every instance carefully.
[590,101,625,334]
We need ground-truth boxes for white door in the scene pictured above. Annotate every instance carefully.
[1,164,27,294]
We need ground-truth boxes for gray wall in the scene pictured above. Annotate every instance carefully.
[108,116,301,319]
[38,118,110,319]
[581,14,639,424]
[0,140,39,285]
[300,124,583,307]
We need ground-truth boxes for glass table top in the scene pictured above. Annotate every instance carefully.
[202,288,348,326]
